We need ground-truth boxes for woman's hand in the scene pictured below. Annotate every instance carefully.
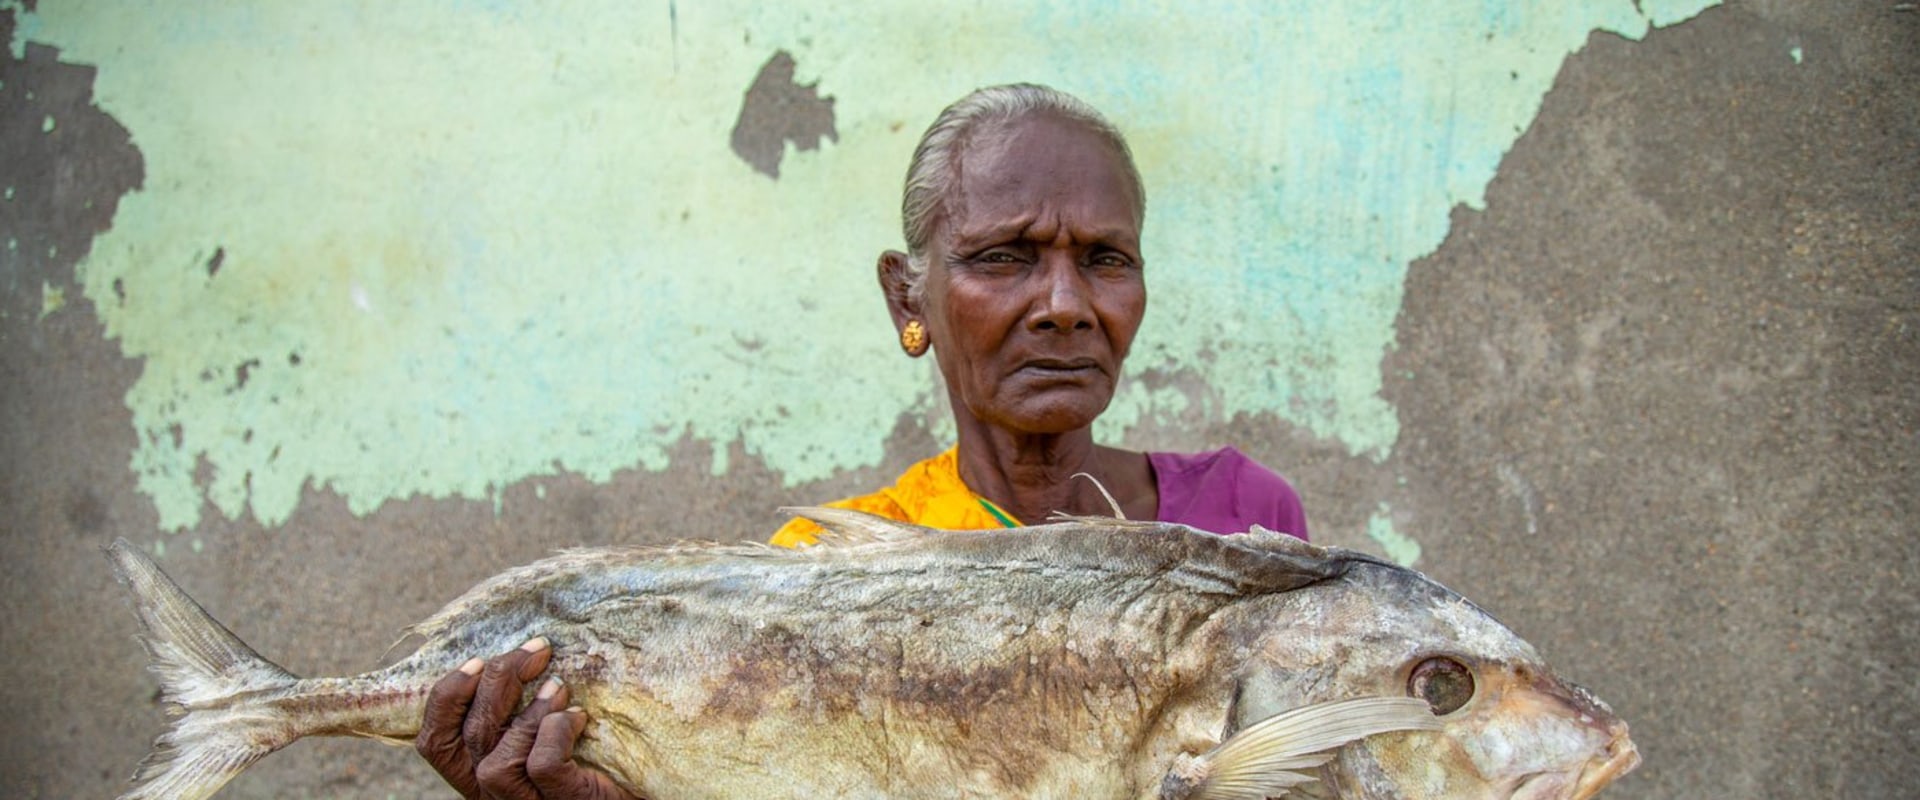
[415,638,641,800]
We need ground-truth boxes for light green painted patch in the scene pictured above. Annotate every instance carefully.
[1790,46,1804,64]
[1637,0,1722,26]
[41,113,54,132]
[1368,503,1422,567]
[25,0,1721,530]
[39,281,64,319]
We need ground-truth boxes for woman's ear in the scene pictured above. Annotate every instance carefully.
[878,250,918,332]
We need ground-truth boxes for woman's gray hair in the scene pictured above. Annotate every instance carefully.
[898,83,1144,302]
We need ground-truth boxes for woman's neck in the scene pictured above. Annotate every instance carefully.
[953,420,1155,525]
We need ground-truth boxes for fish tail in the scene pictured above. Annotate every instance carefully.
[106,538,304,800]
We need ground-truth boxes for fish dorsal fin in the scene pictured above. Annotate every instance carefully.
[1046,511,1161,529]
[1158,697,1442,800]
[1165,531,1356,597]
[780,506,935,546]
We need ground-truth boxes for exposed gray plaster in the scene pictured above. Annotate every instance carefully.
[729,50,837,179]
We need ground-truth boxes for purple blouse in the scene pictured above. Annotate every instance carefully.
[1150,447,1309,540]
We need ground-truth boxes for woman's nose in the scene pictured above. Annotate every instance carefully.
[1028,256,1096,332]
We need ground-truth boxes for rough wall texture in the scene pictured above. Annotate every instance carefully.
[1,1,1914,798]
[1384,4,1919,795]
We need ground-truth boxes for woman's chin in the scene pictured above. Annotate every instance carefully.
[986,397,1113,436]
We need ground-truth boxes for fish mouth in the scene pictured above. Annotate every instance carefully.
[1569,736,1640,800]
[1508,734,1640,800]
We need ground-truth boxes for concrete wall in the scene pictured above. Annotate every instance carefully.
[2,1,1913,797]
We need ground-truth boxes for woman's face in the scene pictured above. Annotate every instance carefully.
[918,114,1147,436]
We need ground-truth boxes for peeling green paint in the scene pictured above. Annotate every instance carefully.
[23,0,1721,530]
[1367,503,1422,567]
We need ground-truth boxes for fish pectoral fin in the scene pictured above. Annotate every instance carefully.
[780,506,936,545]
[1158,696,1442,800]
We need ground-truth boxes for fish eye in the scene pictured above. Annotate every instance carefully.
[1408,656,1475,715]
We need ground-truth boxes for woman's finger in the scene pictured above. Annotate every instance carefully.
[475,676,569,800]
[462,637,553,768]
[416,657,487,799]
[527,708,644,800]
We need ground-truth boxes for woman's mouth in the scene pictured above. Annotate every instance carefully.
[1019,357,1100,375]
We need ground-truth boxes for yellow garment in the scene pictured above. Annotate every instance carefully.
[770,447,1020,547]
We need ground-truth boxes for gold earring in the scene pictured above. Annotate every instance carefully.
[900,320,928,355]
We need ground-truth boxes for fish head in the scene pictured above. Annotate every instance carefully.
[1329,652,1640,800]
[1230,555,1638,800]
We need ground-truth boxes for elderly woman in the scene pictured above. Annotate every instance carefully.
[414,83,1308,800]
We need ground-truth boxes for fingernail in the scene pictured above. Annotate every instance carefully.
[537,676,562,700]
[565,706,584,714]
[521,636,550,652]
[458,657,484,675]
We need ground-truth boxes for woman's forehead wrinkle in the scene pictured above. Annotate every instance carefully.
[1028,211,1064,246]
[948,199,1137,253]
[949,165,1034,249]
[949,207,1038,252]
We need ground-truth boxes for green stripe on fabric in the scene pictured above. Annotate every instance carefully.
[978,498,1020,528]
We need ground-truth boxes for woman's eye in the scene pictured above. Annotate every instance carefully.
[1407,656,1475,715]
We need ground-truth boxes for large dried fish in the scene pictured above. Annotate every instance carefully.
[108,509,1637,799]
